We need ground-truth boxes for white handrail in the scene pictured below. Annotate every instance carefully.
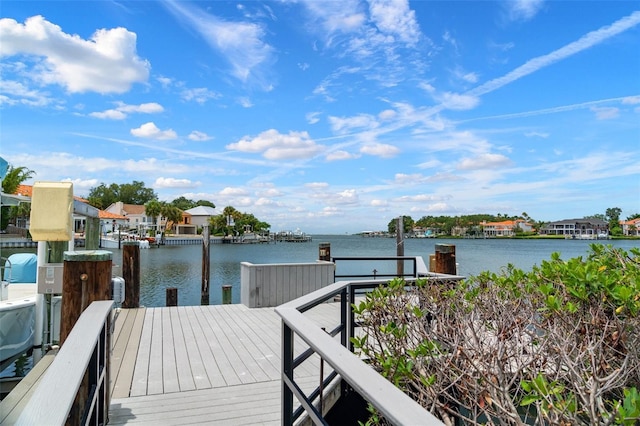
[16,300,113,425]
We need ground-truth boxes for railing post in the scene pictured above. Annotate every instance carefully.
[282,322,294,425]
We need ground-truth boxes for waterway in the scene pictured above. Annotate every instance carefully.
[4,235,638,307]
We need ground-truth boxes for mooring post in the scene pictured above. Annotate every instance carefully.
[435,244,456,275]
[201,225,210,305]
[122,241,140,308]
[166,287,178,306]
[396,216,404,277]
[60,250,113,345]
[319,242,331,261]
[222,285,232,304]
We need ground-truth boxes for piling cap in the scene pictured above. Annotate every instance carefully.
[63,250,113,262]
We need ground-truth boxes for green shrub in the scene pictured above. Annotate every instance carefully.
[352,244,640,425]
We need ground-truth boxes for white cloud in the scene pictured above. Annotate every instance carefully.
[188,131,213,141]
[220,187,248,196]
[163,1,274,89]
[329,114,378,133]
[90,102,163,120]
[154,177,198,188]
[622,96,640,105]
[181,87,221,104]
[591,106,620,120]
[468,11,640,98]
[367,0,421,47]
[0,79,57,107]
[325,150,360,161]
[438,92,480,110]
[305,182,329,190]
[457,153,512,170]
[331,189,359,205]
[360,142,400,158]
[306,112,321,124]
[0,15,149,94]
[506,0,545,22]
[524,131,549,138]
[371,199,388,207]
[130,122,178,140]
[226,129,324,160]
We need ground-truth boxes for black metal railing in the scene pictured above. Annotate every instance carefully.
[276,264,464,425]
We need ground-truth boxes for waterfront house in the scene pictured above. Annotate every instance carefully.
[539,218,608,238]
[104,201,150,234]
[481,219,533,237]
[169,205,217,235]
[620,217,640,236]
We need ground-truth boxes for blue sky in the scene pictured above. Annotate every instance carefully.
[1,1,639,234]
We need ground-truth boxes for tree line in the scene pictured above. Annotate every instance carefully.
[387,208,639,237]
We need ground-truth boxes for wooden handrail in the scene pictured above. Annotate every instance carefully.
[15,300,113,425]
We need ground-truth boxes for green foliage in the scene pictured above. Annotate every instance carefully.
[1,164,35,230]
[87,181,156,208]
[387,216,414,234]
[208,205,270,235]
[169,197,215,210]
[353,245,640,425]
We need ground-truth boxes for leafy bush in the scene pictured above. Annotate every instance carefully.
[352,244,640,425]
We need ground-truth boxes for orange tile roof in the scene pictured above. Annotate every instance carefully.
[100,210,127,220]
[15,184,33,197]
[15,184,126,219]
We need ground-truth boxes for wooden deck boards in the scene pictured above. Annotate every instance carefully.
[109,302,342,424]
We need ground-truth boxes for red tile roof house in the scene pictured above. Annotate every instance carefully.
[620,218,640,237]
[481,220,533,237]
[104,201,151,235]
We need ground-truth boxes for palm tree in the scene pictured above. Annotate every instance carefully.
[1,164,35,230]
[1,164,35,194]
[144,200,163,234]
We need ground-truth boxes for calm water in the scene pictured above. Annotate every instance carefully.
[121,235,639,306]
[5,235,639,307]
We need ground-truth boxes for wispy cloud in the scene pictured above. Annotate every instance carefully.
[90,102,163,120]
[505,0,545,22]
[163,1,275,89]
[469,11,640,98]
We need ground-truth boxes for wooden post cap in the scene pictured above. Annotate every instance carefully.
[63,250,113,262]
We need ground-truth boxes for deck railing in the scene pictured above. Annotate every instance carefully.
[15,300,113,425]
[332,255,429,280]
[276,268,464,425]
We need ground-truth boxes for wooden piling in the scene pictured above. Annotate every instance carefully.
[435,244,456,275]
[166,287,178,306]
[222,285,232,304]
[60,250,113,346]
[122,241,140,308]
[396,216,404,277]
[201,225,210,305]
[319,242,331,261]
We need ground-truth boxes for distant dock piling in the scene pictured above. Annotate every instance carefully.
[434,244,456,275]
[166,287,178,306]
[201,225,210,305]
[122,241,140,308]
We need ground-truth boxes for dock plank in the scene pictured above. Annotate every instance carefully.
[130,308,154,396]
[111,307,145,398]
[108,302,344,424]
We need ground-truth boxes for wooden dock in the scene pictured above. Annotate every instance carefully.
[108,302,341,425]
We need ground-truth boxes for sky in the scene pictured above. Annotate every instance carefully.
[1,1,639,234]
